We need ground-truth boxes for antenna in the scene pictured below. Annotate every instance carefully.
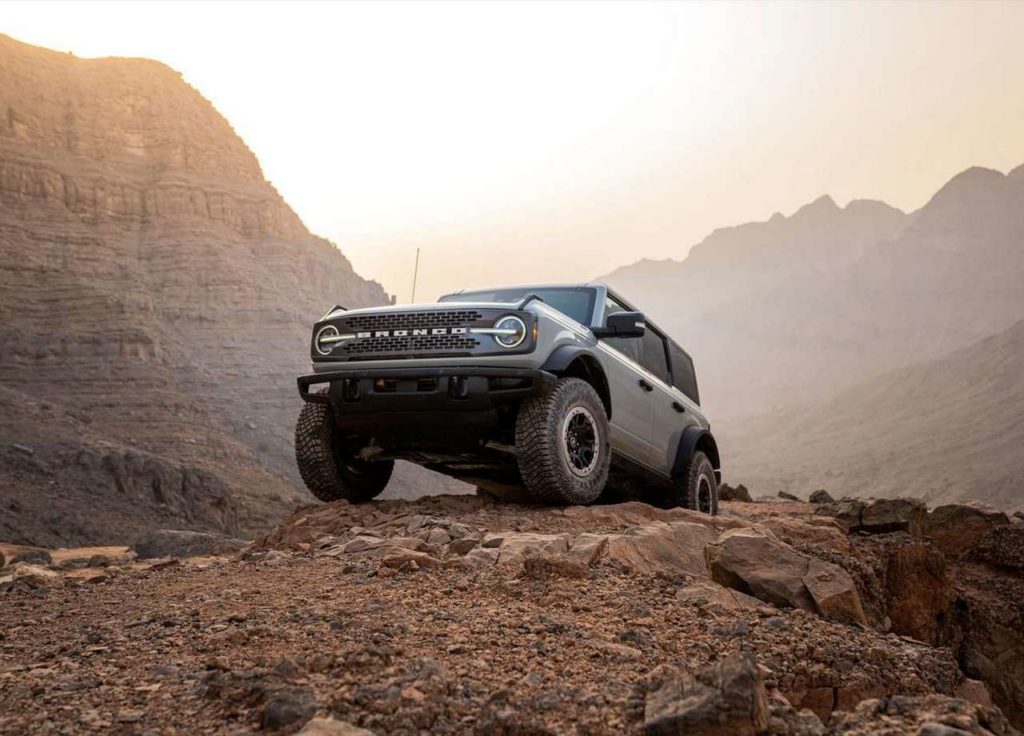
[410,247,421,303]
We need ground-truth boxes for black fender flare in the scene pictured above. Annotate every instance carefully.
[671,426,721,484]
[541,346,612,418]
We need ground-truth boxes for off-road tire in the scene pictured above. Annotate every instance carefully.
[663,450,718,514]
[515,377,610,504]
[295,401,393,502]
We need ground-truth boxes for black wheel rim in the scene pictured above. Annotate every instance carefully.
[697,474,713,514]
[562,406,599,477]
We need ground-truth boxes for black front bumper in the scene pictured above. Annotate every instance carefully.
[297,366,555,410]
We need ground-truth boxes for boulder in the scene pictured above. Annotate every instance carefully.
[759,517,851,554]
[643,654,768,736]
[778,491,801,502]
[133,529,247,560]
[706,528,867,625]
[809,489,835,504]
[814,500,865,532]
[860,498,927,536]
[495,533,570,566]
[927,503,1010,559]
[966,524,1024,572]
[12,563,60,588]
[803,557,868,626]
[707,529,816,612]
[340,535,386,554]
[380,549,441,570]
[719,483,753,503]
[297,718,374,736]
[0,543,52,567]
[826,694,1011,736]
[600,521,716,576]
[674,581,765,612]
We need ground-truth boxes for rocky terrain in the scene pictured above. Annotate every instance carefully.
[2,493,1021,734]
[0,34,472,547]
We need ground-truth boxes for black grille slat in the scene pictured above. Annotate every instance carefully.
[343,310,482,331]
[329,310,487,359]
[340,334,479,354]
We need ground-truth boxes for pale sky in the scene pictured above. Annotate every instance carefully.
[4,1,1024,300]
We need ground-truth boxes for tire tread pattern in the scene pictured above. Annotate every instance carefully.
[515,377,610,505]
[295,401,392,502]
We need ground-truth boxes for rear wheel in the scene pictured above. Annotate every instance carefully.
[294,401,393,502]
[515,378,610,504]
[663,450,718,514]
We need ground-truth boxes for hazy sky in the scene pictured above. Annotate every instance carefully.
[4,1,1024,300]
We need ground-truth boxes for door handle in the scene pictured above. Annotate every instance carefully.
[637,378,653,392]
[671,401,685,413]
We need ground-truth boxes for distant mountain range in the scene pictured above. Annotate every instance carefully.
[603,162,1024,508]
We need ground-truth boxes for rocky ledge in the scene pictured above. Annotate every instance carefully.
[1,494,1021,735]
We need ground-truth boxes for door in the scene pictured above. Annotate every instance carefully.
[595,296,655,466]
[640,327,698,476]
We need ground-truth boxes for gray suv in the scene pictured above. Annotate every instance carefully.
[295,283,719,512]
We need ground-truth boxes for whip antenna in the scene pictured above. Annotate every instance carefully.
[410,247,421,303]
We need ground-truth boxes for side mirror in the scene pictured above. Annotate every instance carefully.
[592,311,645,338]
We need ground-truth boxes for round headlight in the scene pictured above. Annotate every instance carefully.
[314,324,340,355]
[493,315,527,348]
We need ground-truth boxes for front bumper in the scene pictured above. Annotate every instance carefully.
[297,365,555,410]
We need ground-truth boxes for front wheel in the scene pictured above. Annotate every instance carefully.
[515,377,610,504]
[664,450,718,514]
[294,402,393,502]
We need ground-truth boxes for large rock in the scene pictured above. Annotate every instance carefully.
[809,489,835,504]
[814,500,865,532]
[297,719,374,736]
[927,503,1010,559]
[826,694,1012,735]
[600,521,716,576]
[706,528,867,625]
[643,654,769,736]
[860,498,927,536]
[133,529,247,560]
[758,517,851,554]
[494,532,570,566]
[719,483,753,503]
[0,543,52,567]
[965,525,1024,572]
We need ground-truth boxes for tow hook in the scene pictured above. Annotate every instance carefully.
[448,376,469,399]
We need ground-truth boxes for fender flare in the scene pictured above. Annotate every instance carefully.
[541,346,612,418]
[671,426,721,484]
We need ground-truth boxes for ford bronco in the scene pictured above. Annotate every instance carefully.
[295,283,719,512]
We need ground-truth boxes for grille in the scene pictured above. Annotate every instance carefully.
[343,310,483,331]
[340,333,479,355]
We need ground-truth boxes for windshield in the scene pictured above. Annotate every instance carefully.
[439,286,596,326]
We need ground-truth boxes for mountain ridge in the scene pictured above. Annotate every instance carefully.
[0,34,391,545]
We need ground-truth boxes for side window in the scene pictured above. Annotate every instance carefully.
[640,329,671,385]
[669,343,700,404]
[601,296,640,362]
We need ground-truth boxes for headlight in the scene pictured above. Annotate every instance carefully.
[493,315,527,348]
[314,324,340,355]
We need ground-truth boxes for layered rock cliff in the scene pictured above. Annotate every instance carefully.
[0,34,389,545]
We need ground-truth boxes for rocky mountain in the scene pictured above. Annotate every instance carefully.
[603,165,1024,420]
[2,493,1022,733]
[0,34,393,546]
[718,318,1024,512]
